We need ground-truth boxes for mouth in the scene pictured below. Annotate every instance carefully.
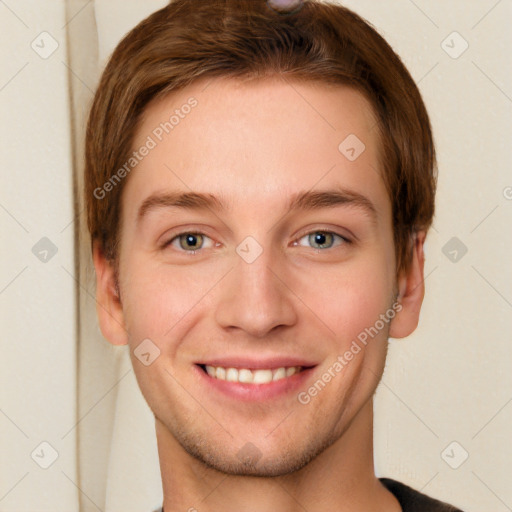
[194,363,317,402]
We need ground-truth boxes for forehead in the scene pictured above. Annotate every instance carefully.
[124,76,388,224]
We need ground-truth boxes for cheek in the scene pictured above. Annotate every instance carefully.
[119,256,219,340]
[292,255,394,343]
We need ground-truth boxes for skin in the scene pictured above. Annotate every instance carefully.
[93,76,426,512]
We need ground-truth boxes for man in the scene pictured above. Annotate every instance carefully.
[85,0,464,510]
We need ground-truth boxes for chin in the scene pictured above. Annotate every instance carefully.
[173,422,340,478]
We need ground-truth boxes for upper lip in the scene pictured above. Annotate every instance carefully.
[197,356,318,370]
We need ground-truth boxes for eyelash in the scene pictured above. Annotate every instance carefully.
[161,229,352,255]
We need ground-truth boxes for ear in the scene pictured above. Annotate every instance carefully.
[92,240,129,345]
[389,230,426,339]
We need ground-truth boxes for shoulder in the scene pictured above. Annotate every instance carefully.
[380,477,465,512]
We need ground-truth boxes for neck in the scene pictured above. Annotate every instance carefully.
[156,399,401,512]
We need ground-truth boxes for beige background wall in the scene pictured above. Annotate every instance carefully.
[1,1,510,511]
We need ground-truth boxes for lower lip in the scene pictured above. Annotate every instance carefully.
[194,364,316,402]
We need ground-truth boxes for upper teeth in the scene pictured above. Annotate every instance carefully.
[205,365,302,384]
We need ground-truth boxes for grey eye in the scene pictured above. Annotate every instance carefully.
[308,231,334,249]
[178,233,204,251]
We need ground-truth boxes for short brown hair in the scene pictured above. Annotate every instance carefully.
[85,0,437,276]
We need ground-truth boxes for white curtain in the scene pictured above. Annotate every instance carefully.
[1,1,165,511]
[1,1,511,511]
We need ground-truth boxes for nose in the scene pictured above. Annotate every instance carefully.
[214,246,298,338]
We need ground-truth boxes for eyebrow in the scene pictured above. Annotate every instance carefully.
[136,186,378,226]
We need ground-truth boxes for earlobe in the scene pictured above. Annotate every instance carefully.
[92,240,129,346]
[389,231,426,339]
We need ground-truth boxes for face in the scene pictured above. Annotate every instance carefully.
[94,77,424,477]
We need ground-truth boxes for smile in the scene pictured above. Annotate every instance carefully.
[195,363,316,402]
